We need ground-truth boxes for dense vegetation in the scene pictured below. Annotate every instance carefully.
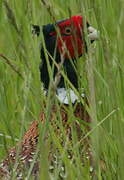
[0,0,124,179]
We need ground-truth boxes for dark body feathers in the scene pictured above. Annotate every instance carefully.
[33,23,79,89]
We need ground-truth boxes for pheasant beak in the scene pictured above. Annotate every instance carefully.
[87,26,99,42]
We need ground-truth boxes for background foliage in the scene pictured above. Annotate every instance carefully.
[0,0,124,179]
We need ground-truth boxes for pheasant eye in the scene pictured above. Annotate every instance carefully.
[65,27,71,35]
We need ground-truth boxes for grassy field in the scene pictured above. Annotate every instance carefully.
[0,0,124,179]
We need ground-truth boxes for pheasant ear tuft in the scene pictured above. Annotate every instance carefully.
[42,24,55,36]
[31,25,40,36]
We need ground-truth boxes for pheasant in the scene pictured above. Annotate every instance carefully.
[0,16,98,179]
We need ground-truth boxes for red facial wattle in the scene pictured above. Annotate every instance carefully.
[57,16,85,59]
[50,16,85,59]
[57,35,84,59]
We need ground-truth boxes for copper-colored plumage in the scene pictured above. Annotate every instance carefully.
[0,102,92,179]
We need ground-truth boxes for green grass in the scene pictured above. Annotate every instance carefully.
[0,0,124,179]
